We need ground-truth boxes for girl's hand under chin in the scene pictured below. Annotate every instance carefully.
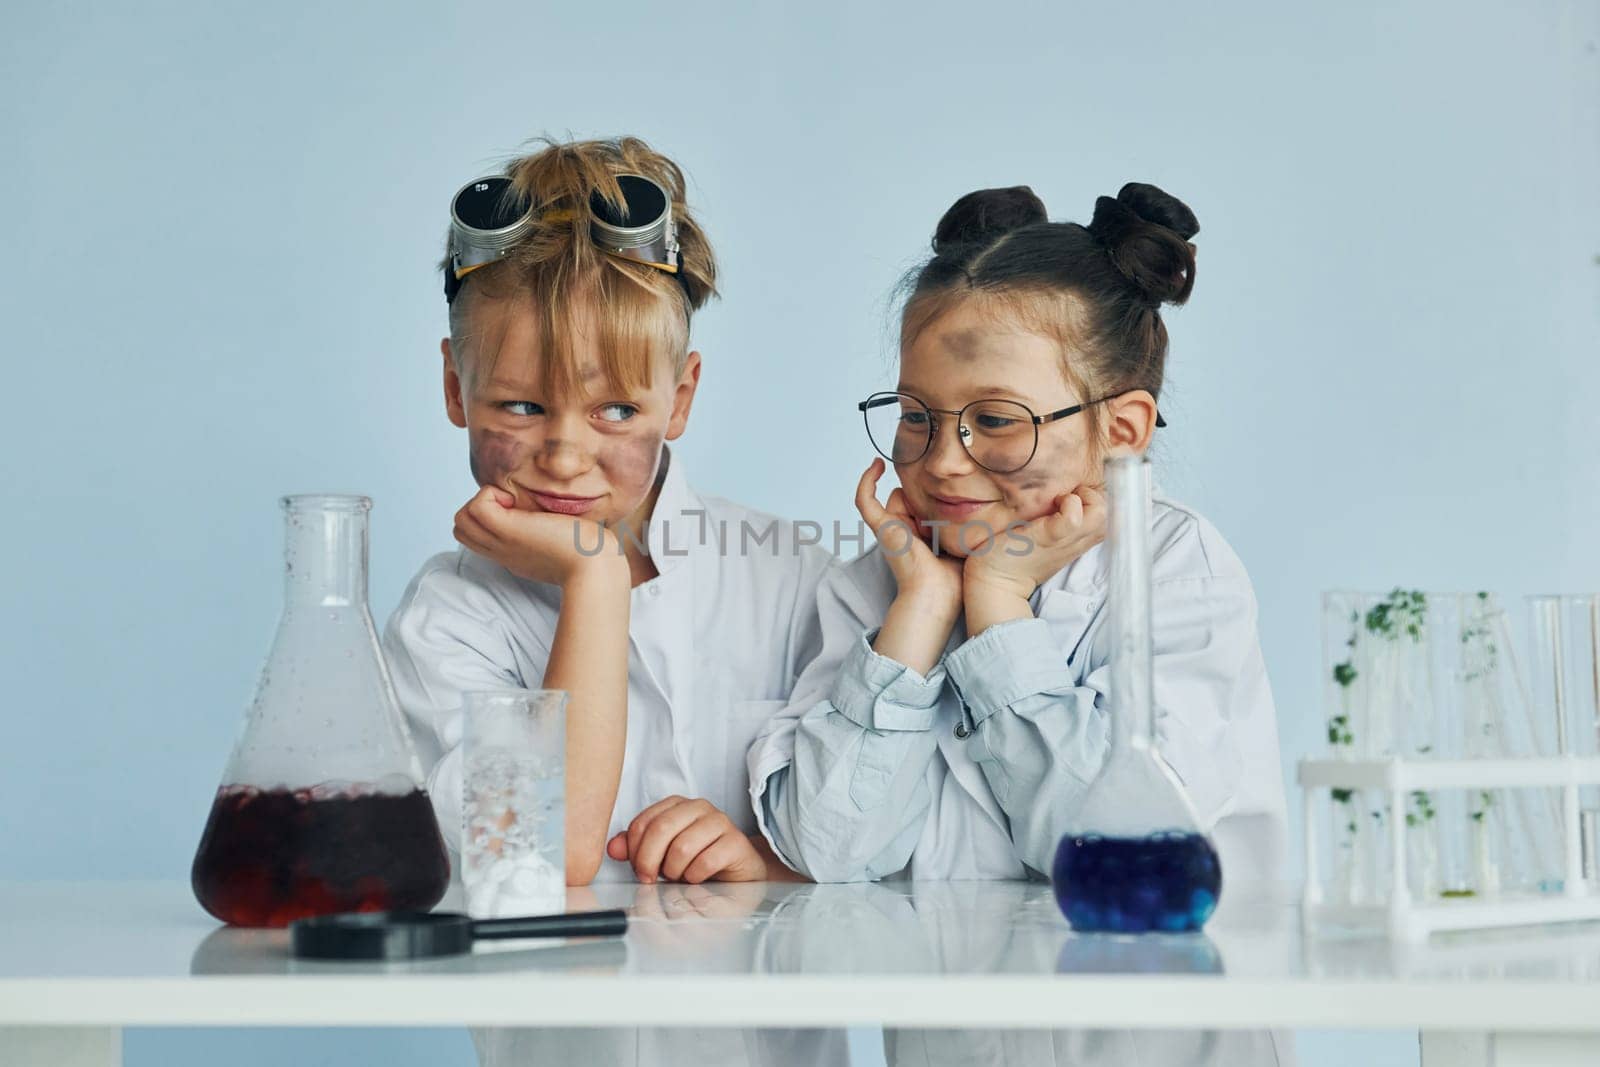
[962,485,1108,635]
[453,486,626,588]
[855,459,964,674]
[855,458,964,609]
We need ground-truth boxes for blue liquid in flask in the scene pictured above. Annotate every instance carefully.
[1052,831,1222,933]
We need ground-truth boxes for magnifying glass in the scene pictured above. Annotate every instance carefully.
[290,908,628,961]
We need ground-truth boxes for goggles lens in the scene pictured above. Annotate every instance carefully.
[590,174,667,230]
[452,176,528,233]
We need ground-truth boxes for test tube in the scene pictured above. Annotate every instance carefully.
[1528,595,1600,894]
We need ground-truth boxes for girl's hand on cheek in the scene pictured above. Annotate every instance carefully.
[453,487,626,588]
[964,485,1108,606]
[855,459,963,610]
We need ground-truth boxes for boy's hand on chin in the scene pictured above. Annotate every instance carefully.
[606,796,768,884]
[453,486,625,587]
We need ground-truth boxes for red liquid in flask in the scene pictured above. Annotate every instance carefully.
[191,785,450,927]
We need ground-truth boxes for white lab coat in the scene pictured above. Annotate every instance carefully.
[382,448,843,1067]
[747,495,1293,1066]
[749,494,1289,889]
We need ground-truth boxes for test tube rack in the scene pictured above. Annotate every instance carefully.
[1298,755,1600,941]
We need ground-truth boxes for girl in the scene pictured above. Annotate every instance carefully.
[748,182,1288,890]
[382,136,841,1066]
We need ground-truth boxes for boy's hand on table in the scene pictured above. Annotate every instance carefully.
[453,486,625,588]
[607,797,768,884]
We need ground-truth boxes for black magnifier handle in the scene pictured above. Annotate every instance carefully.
[471,908,628,941]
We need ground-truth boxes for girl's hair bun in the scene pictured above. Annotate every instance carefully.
[1087,182,1199,306]
[932,186,1047,254]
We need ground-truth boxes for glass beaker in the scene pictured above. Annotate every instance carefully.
[462,689,567,918]
[1051,455,1222,933]
[191,495,449,928]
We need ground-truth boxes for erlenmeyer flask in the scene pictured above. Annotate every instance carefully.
[1052,455,1222,933]
[191,495,449,927]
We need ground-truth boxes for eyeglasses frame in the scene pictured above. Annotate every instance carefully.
[855,389,1166,473]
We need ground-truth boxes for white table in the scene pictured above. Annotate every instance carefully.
[2,879,1599,1066]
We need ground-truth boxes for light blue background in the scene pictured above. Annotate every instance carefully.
[3,1,1596,1064]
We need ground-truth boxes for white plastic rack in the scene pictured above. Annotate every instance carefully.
[1298,755,1600,940]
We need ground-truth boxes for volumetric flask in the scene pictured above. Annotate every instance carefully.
[462,690,567,918]
[1051,455,1222,933]
[191,495,449,928]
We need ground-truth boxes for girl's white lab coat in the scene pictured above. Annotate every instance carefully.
[748,495,1289,889]
[382,449,842,1067]
[746,495,1293,1066]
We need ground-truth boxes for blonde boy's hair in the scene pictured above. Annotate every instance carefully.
[443,136,719,397]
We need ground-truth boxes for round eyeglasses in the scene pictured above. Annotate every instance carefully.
[857,391,1166,474]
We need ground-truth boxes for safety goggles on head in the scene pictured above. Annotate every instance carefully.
[445,173,682,303]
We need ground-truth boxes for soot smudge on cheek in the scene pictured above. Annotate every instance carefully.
[993,444,1064,495]
[468,428,530,491]
[992,433,1092,518]
[1009,465,1059,494]
[599,434,665,504]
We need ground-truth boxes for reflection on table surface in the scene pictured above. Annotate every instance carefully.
[182,879,1224,979]
[3,879,1600,985]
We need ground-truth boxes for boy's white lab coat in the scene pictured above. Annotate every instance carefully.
[382,448,842,1067]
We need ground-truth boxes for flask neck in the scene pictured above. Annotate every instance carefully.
[281,496,370,608]
[1106,455,1154,755]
